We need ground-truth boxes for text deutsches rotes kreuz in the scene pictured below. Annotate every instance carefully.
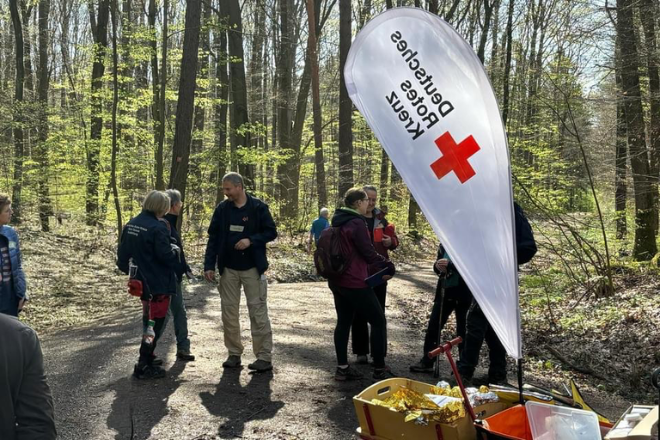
[385,30,455,141]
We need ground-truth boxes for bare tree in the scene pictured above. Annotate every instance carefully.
[306,0,327,209]
[9,0,25,223]
[616,0,658,260]
[86,0,110,225]
[168,0,202,208]
[338,0,354,198]
[36,0,52,231]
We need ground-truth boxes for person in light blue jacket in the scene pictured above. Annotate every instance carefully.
[0,194,27,317]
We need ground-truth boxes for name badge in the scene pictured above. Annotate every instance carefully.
[229,225,245,232]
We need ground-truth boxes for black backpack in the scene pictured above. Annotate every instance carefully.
[314,226,350,278]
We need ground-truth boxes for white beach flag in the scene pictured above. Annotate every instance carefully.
[344,7,521,358]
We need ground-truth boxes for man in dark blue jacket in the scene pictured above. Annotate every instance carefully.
[456,202,537,385]
[118,190,179,379]
[204,173,278,372]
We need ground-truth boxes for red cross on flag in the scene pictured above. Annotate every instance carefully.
[344,8,521,359]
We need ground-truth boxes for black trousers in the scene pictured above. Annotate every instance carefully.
[138,313,168,367]
[457,301,507,381]
[331,283,386,368]
[419,286,472,366]
[351,282,387,356]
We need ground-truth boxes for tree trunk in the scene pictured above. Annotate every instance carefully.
[158,0,168,190]
[190,0,210,214]
[489,0,501,86]
[214,5,229,206]
[168,0,202,206]
[501,0,514,126]
[616,0,658,260]
[639,0,660,235]
[338,0,354,199]
[477,0,494,64]
[36,0,52,231]
[9,0,25,224]
[87,0,110,226]
[306,0,327,210]
[249,0,265,185]
[110,0,122,242]
[148,0,164,189]
[276,0,295,216]
[615,38,627,240]
[227,0,252,186]
[408,196,419,230]
[20,4,34,95]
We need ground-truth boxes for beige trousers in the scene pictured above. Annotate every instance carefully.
[218,267,273,362]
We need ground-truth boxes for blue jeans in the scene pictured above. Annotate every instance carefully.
[167,281,190,351]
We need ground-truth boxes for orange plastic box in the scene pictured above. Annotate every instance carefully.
[354,378,507,440]
[477,405,532,440]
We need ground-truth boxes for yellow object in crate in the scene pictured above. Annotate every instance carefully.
[354,378,507,440]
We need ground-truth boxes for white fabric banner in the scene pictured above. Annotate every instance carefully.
[344,7,521,358]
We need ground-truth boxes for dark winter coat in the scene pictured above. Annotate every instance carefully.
[0,314,56,440]
[514,202,537,264]
[117,210,179,297]
[164,213,191,281]
[203,193,278,275]
[331,208,395,289]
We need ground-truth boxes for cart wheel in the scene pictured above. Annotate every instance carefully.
[653,367,660,390]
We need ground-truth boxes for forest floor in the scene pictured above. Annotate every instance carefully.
[14,223,660,439]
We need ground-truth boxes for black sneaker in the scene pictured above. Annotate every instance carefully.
[409,360,434,373]
[176,349,195,362]
[335,365,363,381]
[222,355,242,368]
[373,366,395,381]
[487,375,509,387]
[247,359,273,372]
[133,364,166,380]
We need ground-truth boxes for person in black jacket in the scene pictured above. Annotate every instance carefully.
[0,313,56,440]
[456,202,537,385]
[117,190,179,379]
[409,243,473,373]
[204,173,278,372]
[164,189,195,362]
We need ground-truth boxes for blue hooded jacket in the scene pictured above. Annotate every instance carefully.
[0,225,27,300]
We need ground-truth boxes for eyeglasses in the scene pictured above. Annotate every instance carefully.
[368,198,377,202]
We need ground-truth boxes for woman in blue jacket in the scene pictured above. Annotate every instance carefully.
[0,194,27,317]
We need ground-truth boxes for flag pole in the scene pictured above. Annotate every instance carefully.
[433,274,447,378]
[517,358,524,404]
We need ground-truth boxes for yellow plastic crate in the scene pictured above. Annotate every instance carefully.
[354,378,507,440]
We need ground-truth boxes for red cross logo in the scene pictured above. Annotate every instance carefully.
[430,132,481,184]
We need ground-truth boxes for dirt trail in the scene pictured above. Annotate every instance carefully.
[41,264,631,439]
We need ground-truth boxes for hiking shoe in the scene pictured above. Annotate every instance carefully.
[487,375,509,387]
[335,365,364,381]
[409,360,434,373]
[133,364,166,380]
[247,359,273,372]
[176,349,195,362]
[222,355,242,368]
[356,355,369,365]
[373,366,396,381]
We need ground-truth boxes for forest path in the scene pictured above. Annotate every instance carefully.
[41,264,629,439]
